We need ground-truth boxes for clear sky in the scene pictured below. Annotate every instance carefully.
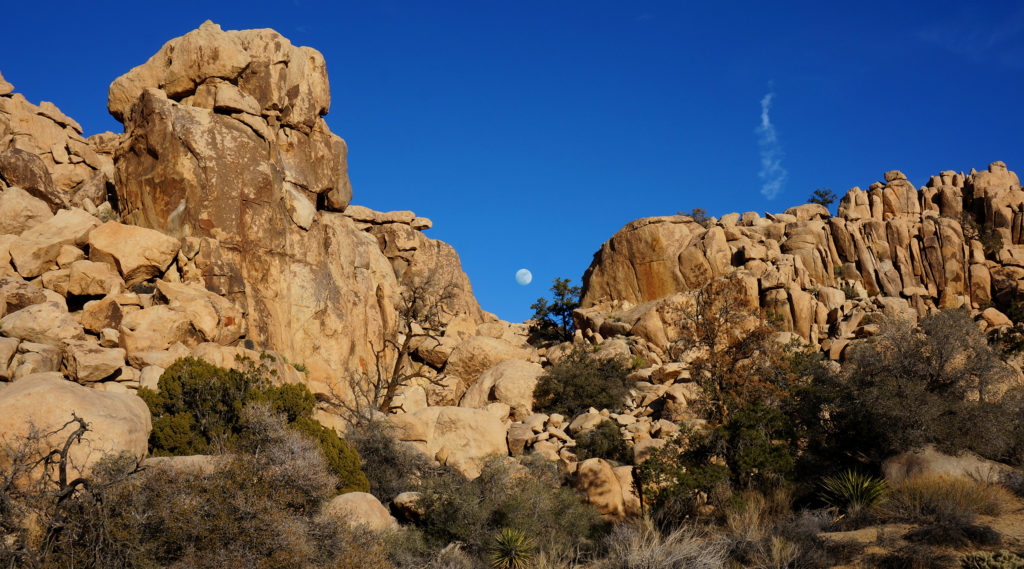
[2,1,1023,322]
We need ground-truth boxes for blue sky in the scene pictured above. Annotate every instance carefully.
[3,1,1023,322]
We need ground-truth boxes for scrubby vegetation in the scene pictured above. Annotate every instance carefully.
[139,356,368,494]
[574,419,634,463]
[533,345,635,417]
[0,407,391,569]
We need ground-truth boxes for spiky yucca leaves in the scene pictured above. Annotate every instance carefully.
[819,470,887,514]
[490,527,535,569]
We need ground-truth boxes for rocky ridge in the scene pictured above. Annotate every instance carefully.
[577,163,1024,364]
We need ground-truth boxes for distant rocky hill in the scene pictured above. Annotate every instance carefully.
[577,162,1024,363]
[2,21,1023,525]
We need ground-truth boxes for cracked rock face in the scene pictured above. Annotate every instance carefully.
[109,22,389,379]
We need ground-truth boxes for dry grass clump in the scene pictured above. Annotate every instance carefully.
[595,517,727,569]
[881,476,1013,524]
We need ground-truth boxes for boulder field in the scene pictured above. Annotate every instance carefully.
[2,22,1024,523]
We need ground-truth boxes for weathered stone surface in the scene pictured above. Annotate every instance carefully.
[882,445,1015,485]
[443,336,535,403]
[575,458,625,520]
[109,21,329,130]
[154,280,244,345]
[119,305,199,353]
[0,69,11,96]
[9,208,100,278]
[88,222,180,285]
[67,260,124,296]
[0,148,66,212]
[61,338,126,383]
[0,372,150,477]
[0,276,46,317]
[80,296,124,333]
[113,87,391,380]
[319,492,398,531]
[0,186,53,235]
[389,406,508,479]
[460,359,543,417]
[0,301,83,345]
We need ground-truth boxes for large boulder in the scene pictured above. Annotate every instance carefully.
[575,458,626,520]
[88,222,180,286]
[0,186,53,235]
[0,301,84,345]
[389,406,508,479]
[881,445,1016,485]
[8,208,100,278]
[61,339,126,383]
[108,21,330,131]
[0,372,151,477]
[0,148,66,212]
[318,492,398,531]
[443,336,536,403]
[155,280,245,345]
[460,358,543,417]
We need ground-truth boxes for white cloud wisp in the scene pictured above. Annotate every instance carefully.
[757,92,787,200]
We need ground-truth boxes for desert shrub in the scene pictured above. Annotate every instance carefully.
[291,416,368,493]
[140,356,368,494]
[961,550,1024,569]
[346,418,445,504]
[875,543,954,569]
[904,520,1001,548]
[881,476,1012,524]
[575,420,633,463]
[637,402,797,522]
[533,345,635,417]
[415,456,605,561]
[593,517,727,569]
[816,309,1023,465]
[0,406,383,569]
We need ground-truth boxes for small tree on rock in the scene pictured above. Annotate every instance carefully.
[807,187,837,208]
[529,277,581,344]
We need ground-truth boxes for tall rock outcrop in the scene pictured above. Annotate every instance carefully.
[579,162,1024,360]
[107,22,482,380]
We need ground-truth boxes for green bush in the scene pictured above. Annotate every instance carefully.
[574,420,633,464]
[961,551,1024,569]
[0,407,384,569]
[346,418,445,504]
[807,309,1024,466]
[636,403,797,523]
[533,345,635,417]
[140,356,368,494]
[416,456,606,560]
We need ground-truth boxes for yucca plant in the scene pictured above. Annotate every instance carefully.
[490,527,535,569]
[819,470,887,514]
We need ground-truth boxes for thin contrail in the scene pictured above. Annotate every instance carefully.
[757,91,787,199]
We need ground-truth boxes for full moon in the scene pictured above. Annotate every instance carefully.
[515,268,533,286]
